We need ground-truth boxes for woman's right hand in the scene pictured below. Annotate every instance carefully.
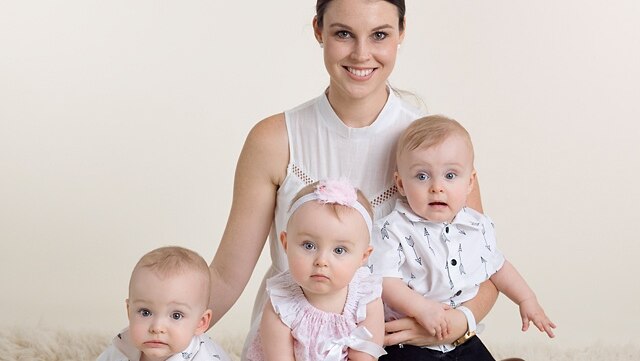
[384,317,436,347]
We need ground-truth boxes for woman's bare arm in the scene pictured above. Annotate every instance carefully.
[208,113,289,324]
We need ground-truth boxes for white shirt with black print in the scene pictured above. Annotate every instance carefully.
[368,199,505,352]
[369,199,505,313]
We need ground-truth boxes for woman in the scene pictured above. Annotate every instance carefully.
[209,0,500,359]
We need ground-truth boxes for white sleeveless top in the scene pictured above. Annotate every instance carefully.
[242,90,424,359]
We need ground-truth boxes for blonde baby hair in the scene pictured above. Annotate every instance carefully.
[130,246,211,305]
[396,114,475,164]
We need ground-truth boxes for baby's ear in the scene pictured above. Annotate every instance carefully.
[468,169,477,195]
[394,172,407,197]
[195,309,212,335]
[361,245,373,265]
[279,231,288,251]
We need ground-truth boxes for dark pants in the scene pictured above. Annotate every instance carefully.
[380,336,495,361]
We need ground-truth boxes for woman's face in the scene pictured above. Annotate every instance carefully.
[314,0,405,101]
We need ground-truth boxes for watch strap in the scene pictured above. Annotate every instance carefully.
[452,305,477,347]
[456,305,476,333]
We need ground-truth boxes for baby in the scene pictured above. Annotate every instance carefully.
[246,180,386,361]
[97,246,231,361]
[370,115,555,360]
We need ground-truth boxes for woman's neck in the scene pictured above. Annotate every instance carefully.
[326,85,390,128]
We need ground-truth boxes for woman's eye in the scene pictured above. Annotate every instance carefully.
[372,31,387,41]
[139,309,151,317]
[445,172,457,180]
[302,242,315,251]
[336,30,351,39]
[171,312,183,320]
[334,247,347,255]
[417,173,429,181]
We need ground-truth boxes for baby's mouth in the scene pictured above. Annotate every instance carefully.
[429,202,447,206]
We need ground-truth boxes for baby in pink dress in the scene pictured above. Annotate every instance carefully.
[246,180,386,361]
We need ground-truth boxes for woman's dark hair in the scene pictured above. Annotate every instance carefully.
[315,0,406,31]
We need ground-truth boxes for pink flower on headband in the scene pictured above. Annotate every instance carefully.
[315,179,358,206]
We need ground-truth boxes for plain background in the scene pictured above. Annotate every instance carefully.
[1,0,639,350]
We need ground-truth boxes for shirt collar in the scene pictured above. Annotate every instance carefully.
[113,328,203,361]
[393,199,483,229]
[112,328,142,361]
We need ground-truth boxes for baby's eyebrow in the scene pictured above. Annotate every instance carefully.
[335,239,357,247]
[128,298,150,305]
[167,301,193,310]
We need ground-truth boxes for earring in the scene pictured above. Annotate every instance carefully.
[319,42,324,48]
[397,43,401,49]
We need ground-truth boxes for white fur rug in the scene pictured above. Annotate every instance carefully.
[1,328,639,361]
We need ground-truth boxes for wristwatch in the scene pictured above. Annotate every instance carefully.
[452,306,476,347]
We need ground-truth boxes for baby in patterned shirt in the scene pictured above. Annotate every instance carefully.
[96,246,231,361]
[369,115,555,361]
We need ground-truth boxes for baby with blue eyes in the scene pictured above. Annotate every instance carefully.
[368,115,555,360]
[245,179,386,361]
[96,246,231,361]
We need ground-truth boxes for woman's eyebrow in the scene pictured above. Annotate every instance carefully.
[328,23,394,32]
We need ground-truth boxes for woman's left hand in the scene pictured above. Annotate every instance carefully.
[384,308,467,347]
[383,317,438,347]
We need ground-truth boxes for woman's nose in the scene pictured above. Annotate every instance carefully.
[350,39,372,62]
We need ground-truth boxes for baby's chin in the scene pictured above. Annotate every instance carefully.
[421,211,456,223]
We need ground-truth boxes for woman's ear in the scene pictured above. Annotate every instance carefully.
[312,16,323,45]
[399,16,406,42]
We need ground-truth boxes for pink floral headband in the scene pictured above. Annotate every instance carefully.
[288,179,373,235]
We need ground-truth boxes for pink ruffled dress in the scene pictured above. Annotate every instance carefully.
[246,267,385,361]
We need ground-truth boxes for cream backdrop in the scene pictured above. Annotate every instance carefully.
[1,0,638,351]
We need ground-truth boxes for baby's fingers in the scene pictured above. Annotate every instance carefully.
[432,322,448,340]
[521,315,530,332]
[534,319,557,338]
[441,321,449,338]
[428,325,440,339]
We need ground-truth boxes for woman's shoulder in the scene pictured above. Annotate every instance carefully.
[244,113,288,156]
[249,112,286,140]
[237,112,289,186]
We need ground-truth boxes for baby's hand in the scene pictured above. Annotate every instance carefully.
[415,300,451,341]
[519,298,556,338]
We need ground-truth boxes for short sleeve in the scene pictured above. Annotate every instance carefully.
[266,271,304,328]
[347,268,383,323]
[478,213,505,276]
[369,216,405,278]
